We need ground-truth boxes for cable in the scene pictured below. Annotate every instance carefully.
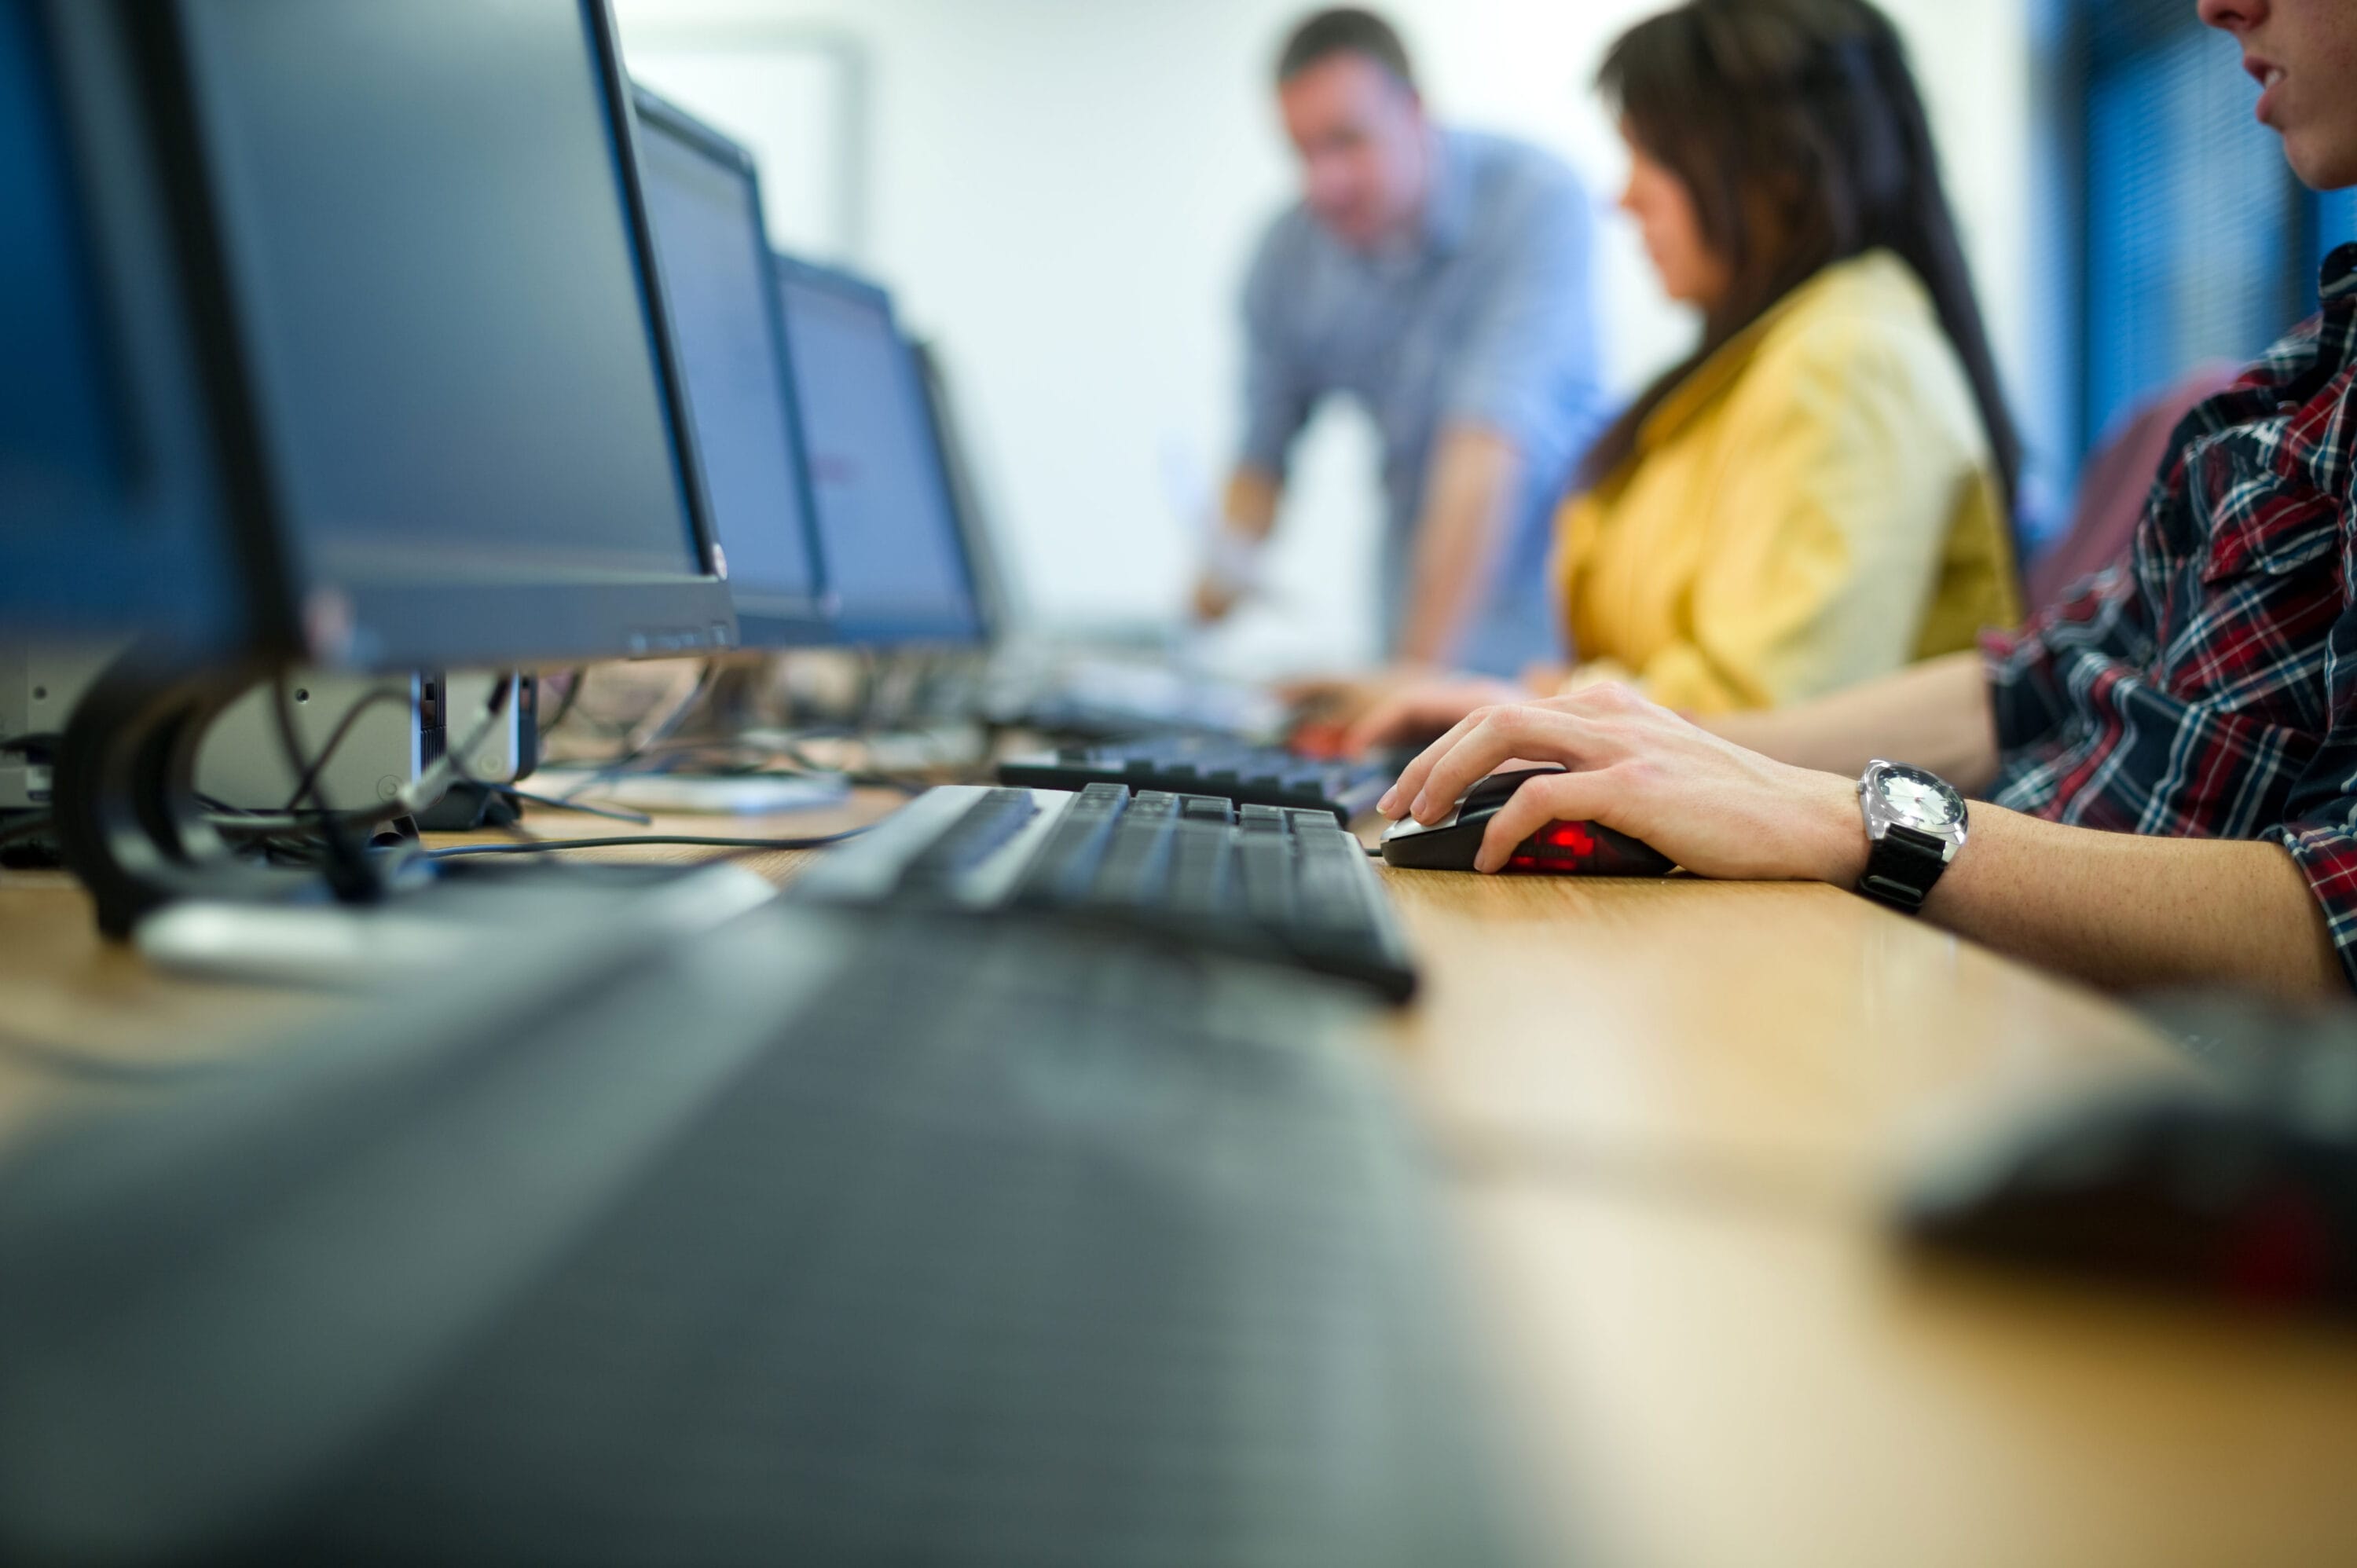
[494,787,652,826]
[540,693,853,801]
[607,734,930,797]
[425,826,871,860]
[541,667,590,735]
[762,733,938,795]
[279,683,415,806]
[419,673,518,802]
[0,732,60,759]
[233,676,601,859]
[264,673,521,822]
[207,810,398,837]
[277,687,412,811]
[273,676,384,902]
[553,662,720,797]
[278,683,417,806]
[623,661,720,757]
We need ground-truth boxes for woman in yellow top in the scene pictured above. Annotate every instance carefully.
[1349,0,2021,743]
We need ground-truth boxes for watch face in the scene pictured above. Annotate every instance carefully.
[1874,764,1963,831]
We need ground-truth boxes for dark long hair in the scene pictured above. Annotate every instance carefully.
[1582,0,2022,546]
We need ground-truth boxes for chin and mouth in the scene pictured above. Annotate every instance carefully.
[2248,58,2287,126]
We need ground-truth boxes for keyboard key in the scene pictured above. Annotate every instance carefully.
[895,789,1038,893]
[1166,822,1233,918]
[1237,830,1299,930]
[1092,814,1178,907]
[998,738,1414,823]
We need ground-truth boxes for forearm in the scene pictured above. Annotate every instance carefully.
[1707,652,2000,791]
[1785,768,2344,997]
[1221,468,1281,542]
[1194,469,1284,622]
[1397,427,1523,666]
[1380,676,2346,1000]
[1898,809,2341,998]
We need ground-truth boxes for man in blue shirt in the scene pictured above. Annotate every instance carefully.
[1193,8,1605,679]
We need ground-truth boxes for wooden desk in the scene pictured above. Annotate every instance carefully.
[3,795,2354,1568]
[1378,872,2185,1200]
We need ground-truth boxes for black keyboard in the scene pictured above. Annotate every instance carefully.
[799,783,1420,1002]
[999,737,1407,822]
[0,905,1524,1566]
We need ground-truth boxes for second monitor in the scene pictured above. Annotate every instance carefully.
[633,86,832,646]
[772,255,988,649]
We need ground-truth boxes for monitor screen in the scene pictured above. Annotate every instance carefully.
[0,2,116,526]
[634,89,830,646]
[169,0,734,669]
[0,1,245,650]
[772,256,984,647]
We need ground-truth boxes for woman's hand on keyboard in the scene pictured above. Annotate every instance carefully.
[1340,675,1530,756]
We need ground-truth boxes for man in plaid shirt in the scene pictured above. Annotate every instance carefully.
[1362,0,2357,997]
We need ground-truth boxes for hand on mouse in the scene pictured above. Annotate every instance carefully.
[1374,682,1867,882]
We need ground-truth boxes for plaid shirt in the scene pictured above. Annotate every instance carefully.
[1985,244,2357,987]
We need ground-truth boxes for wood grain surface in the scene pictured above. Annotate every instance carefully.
[2,789,2351,1566]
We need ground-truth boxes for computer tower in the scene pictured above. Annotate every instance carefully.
[0,643,122,812]
[444,672,533,787]
[410,672,539,830]
[196,672,445,814]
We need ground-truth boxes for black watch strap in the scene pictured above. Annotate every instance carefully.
[1857,824,1949,914]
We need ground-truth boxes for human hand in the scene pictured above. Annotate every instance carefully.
[1273,664,1450,736]
[1190,574,1241,624]
[1376,682,1867,881]
[1343,675,1530,755]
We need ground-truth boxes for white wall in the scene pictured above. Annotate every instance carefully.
[616,0,2034,672]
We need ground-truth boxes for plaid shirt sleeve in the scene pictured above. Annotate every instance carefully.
[1979,559,2154,758]
[1976,241,2357,988]
[2263,522,2357,986]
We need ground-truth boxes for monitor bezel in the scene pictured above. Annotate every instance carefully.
[149,0,739,673]
[769,251,989,650]
[630,83,836,650]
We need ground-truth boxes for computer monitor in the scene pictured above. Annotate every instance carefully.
[153,0,735,671]
[770,256,987,647]
[908,339,1014,644]
[632,86,832,647]
[0,2,253,654]
[11,0,752,934]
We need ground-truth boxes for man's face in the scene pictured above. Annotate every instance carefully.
[1278,53,1429,251]
[2199,0,2357,189]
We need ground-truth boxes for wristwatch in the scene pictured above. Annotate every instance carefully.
[1854,760,1968,914]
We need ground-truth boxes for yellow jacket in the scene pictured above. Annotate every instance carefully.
[1555,250,2019,714]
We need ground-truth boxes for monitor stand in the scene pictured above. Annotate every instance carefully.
[50,652,772,987]
[50,650,320,938]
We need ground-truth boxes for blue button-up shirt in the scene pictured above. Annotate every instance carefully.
[1238,128,1604,674]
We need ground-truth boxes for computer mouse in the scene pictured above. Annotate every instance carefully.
[1377,764,1676,876]
[1904,1082,2357,1315]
